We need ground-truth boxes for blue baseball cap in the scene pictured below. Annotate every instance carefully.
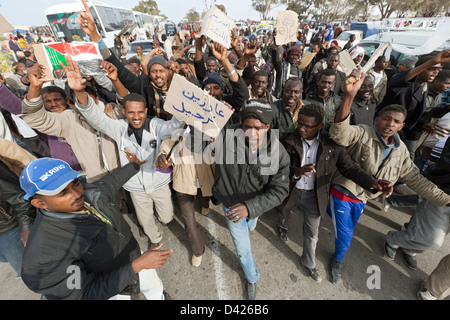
[20,158,82,200]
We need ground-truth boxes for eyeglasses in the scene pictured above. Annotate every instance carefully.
[428,66,442,72]
[297,122,321,130]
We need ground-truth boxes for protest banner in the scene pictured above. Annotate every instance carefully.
[339,49,357,76]
[275,10,299,46]
[33,42,104,81]
[345,42,391,85]
[299,51,316,69]
[179,30,190,39]
[201,6,235,48]
[164,74,234,138]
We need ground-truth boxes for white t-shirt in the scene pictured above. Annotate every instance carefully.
[372,70,383,87]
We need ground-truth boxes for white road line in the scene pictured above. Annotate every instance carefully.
[208,216,230,300]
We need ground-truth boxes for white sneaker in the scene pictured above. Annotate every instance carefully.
[192,254,202,267]
[417,288,437,300]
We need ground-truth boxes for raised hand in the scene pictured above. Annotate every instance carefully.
[59,56,86,92]
[77,0,101,41]
[100,60,118,81]
[230,30,239,48]
[26,63,47,100]
[433,49,450,65]
[211,42,228,63]
[345,69,365,97]
[244,37,261,56]
[26,63,46,88]
[192,23,202,39]
[165,61,179,88]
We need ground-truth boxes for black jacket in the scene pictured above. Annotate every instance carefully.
[377,71,430,140]
[424,137,450,194]
[21,163,142,300]
[0,160,35,235]
[270,99,294,136]
[210,123,290,219]
[281,130,377,216]
[105,51,169,119]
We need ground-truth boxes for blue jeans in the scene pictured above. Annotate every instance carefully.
[0,227,25,276]
[223,206,260,283]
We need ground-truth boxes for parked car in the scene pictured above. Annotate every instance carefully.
[348,19,449,68]
[125,40,154,61]
[335,30,364,48]
[165,23,177,36]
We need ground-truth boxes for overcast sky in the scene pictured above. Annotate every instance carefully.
[0,0,287,27]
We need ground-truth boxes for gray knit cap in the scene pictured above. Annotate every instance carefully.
[146,55,168,74]
[399,56,418,69]
[240,99,273,125]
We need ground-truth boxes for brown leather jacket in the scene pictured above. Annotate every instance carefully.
[281,129,377,216]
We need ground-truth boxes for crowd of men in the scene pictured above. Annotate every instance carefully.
[0,2,450,301]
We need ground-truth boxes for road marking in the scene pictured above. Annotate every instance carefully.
[208,215,230,300]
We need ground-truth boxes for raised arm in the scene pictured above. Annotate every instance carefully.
[100,60,128,97]
[211,42,239,83]
[77,0,144,93]
[405,49,450,82]
[62,55,121,140]
[21,63,71,138]
[333,69,365,123]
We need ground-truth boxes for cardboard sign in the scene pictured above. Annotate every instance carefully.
[299,51,316,69]
[339,50,357,76]
[179,30,190,39]
[275,10,299,46]
[201,6,235,48]
[164,74,234,138]
[33,42,104,81]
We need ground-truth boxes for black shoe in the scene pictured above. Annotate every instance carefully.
[148,242,160,249]
[403,253,417,270]
[247,281,256,300]
[163,291,171,300]
[160,219,173,228]
[306,267,322,283]
[277,226,288,242]
[384,241,397,260]
[330,258,342,284]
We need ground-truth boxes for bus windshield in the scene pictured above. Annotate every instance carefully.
[47,12,87,42]
[94,5,135,33]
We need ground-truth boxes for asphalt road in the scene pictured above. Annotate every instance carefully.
[1,184,449,303]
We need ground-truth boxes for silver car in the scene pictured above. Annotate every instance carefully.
[125,40,154,61]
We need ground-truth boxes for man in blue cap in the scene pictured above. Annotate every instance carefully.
[19,157,172,300]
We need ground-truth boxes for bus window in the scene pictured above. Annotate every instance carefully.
[95,5,135,33]
[47,12,86,42]
[89,6,106,38]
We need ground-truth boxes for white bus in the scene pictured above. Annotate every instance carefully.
[133,11,156,40]
[152,15,166,33]
[45,1,137,49]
